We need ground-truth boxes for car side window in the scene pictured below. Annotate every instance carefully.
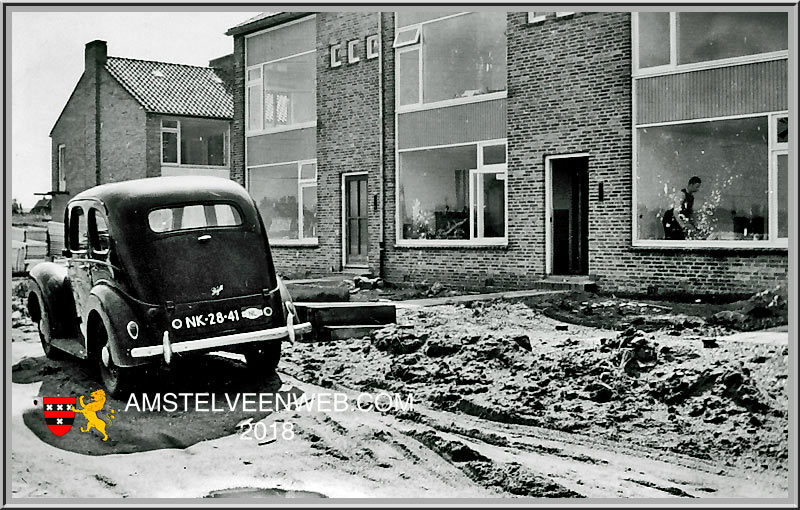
[69,206,89,253]
[89,208,110,257]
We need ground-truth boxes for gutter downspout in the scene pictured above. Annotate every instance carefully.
[377,12,386,279]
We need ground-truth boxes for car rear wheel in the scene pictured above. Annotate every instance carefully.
[245,341,281,377]
[94,322,136,398]
[29,293,60,360]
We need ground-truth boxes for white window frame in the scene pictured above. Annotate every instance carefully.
[160,118,230,169]
[330,44,343,68]
[632,12,789,78]
[631,111,789,249]
[160,120,180,165]
[366,34,380,59]
[246,159,319,246]
[57,144,66,192]
[527,12,548,24]
[392,26,420,48]
[347,40,361,64]
[245,49,317,136]
[555,12,575,18]
[394,12,508,113]
[244,15,317,136]
[395,139,508,247]
[771,113,789,241]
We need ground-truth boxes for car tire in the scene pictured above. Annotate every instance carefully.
[30,293,61,360]
[94,321,135,399]
[245,341,281,377]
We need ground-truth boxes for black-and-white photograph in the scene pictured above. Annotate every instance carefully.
[4,3,796,504]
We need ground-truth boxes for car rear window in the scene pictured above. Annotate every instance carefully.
[148,204,243,233]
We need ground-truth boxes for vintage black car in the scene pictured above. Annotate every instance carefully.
[27,176,311,397]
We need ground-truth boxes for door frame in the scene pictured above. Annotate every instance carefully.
[545,153,590,276]
[341,171,369,269]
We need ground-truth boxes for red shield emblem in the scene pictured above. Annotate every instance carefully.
[43,397,77,436]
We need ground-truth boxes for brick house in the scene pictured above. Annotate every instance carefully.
[49,40,234,217]
[226,11,790,295]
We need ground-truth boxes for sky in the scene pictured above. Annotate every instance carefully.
[8,8,264,209]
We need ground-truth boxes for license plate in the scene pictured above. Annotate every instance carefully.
[170,306,273,330]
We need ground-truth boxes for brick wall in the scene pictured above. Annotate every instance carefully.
[315,11,382,275]
[230,34,246,187]
[51,74,94,217]
[99,69,147,183]
[144,114,162,177]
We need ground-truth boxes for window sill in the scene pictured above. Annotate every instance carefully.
[632,51,788,79]
[396,91,507,114]
[271,239,319,248]
[161,164,230,170]
[631,241,788,253]
[395,240,508,249]
[246,122,316,137]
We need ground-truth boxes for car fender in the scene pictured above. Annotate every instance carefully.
[27,262,78,338]
[86,285,149,368]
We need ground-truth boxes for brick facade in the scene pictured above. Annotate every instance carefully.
[229,11,788,295]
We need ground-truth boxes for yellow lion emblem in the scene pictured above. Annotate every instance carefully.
[72,389,116,441]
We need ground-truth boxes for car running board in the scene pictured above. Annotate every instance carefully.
[50,337,87,359]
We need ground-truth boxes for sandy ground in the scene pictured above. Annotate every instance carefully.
[8,287,790,500]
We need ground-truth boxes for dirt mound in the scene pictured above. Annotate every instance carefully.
[523,288,787,334]
[371,325,428,355]
[283,301,788,475]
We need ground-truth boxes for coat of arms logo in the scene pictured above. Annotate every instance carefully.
[42,396,77,436]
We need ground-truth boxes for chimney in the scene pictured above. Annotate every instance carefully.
[209,54,234,93]
[85,40,107,72]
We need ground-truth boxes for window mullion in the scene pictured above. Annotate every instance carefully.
[176,121,182,166]
[670,12,678,67]
[769,151,778,242]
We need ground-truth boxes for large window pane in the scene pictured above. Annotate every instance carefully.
[397,12,459,28]
[677,13,788,65]
[481,172,505,238]
[399,145,476,240]
[421,12,506,103]
[778,154,788,238]
[246,17,315,66]
[638,12,671,68]
[263,53,316,127]
[636,117,770,241]
[248,85,263,131]
[249,164,300,240]
[302,185,317,238]
[397,49,420,106]
[162,131,177,164]
[180,119,228,166]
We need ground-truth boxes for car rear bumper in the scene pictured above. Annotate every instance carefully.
[129,318,312,361]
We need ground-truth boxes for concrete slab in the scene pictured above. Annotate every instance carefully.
[394,289,568,309]
[715,328,789,346]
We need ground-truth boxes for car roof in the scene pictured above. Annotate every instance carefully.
[70,176,253,213]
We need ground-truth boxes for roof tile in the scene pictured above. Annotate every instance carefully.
[104,57,232,119]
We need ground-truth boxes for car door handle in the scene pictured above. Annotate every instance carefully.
[198,235,212,243]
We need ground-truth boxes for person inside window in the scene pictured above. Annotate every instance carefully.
[662,176,702,240]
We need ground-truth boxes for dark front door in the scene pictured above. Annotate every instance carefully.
[344,174,368,267]
[551,157,589,275]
